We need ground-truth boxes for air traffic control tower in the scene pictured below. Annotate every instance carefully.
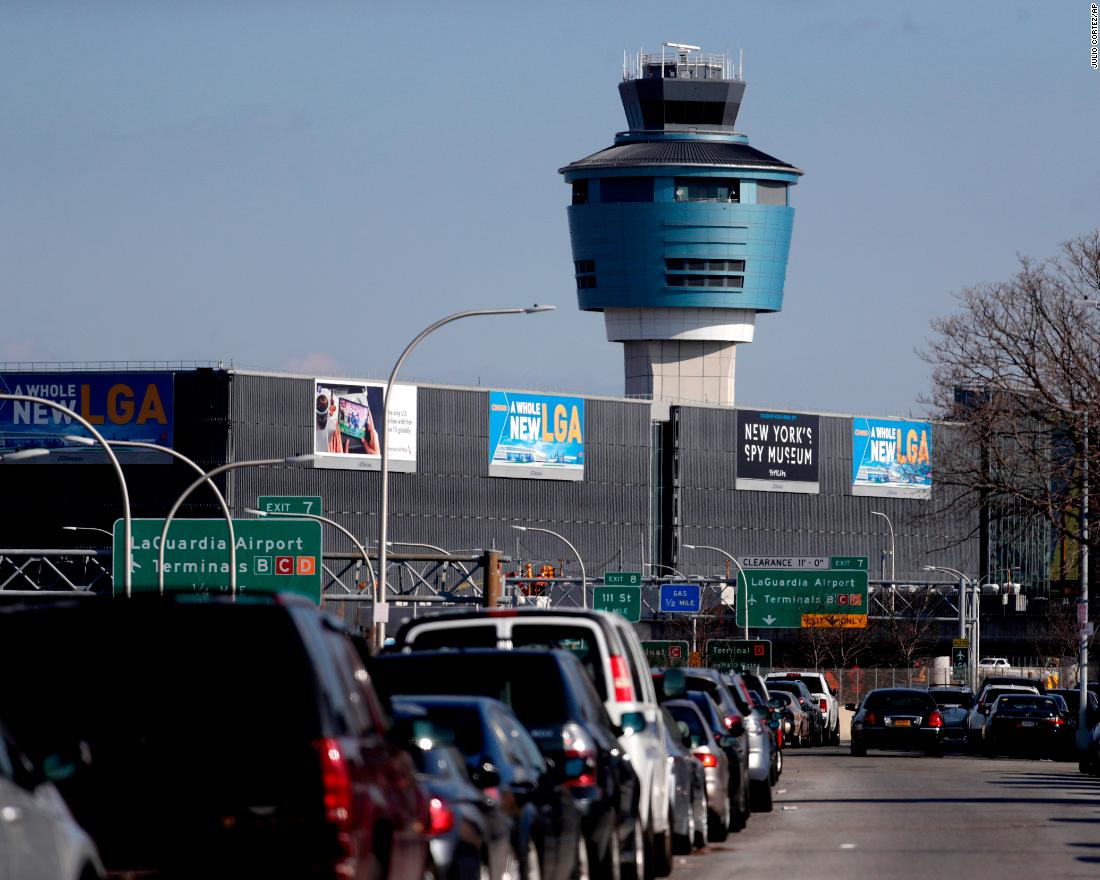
[559,43,802,406]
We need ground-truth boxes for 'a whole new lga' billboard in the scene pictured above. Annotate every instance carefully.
[852,417,932,499]
[489,391,584,481]
[0,371,173,463]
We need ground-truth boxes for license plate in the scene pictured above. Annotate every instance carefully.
[1021,720,1036,727]
[893,719,911,727]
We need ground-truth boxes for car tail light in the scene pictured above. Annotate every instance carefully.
[429,797,455,835]
[777,728,784,749]
[487,609,517,617]
[819,698,828,714]
[865,711,877,726]
[315,739,352,831]
[610,655,635,703]
[928,711,944,728]
[693,751,718,768]
[562,723,598,787]
[1049,717,1066,726]
[723,714,738,730]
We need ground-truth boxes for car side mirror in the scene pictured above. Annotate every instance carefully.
[830,688,838,697]
[725,716,744,737]
[470,761,501,790]
[662,668,687,700]
[768,718,780,730]
[618,711,647,735]
[844,703,857,712]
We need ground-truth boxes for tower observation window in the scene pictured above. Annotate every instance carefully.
[674,178,739,203]
[666,275,743,289]
[572,180,589,205]
[575,259,597,290]
[665,259,745,273]
[599,177,654,203]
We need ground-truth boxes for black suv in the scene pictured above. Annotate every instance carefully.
[0,594,429,880]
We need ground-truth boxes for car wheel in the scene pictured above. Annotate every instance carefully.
[831,726,841,746]
[728,775,749,832]
[651,813,672,878]
[850,739,867,757]
[502,845,523,880]
[622,817,646,880]
[673,796,694,855]
[706,798,729,843]
[522,840,541,880]
[775,746,783,778]
[750,778,773,813]
[572,834,590,880]
[693,790,707,850]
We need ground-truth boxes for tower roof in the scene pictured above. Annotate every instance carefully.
[559,139,801,175]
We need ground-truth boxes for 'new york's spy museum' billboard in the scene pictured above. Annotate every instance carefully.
[852,417,932,499]
[0,371,173,463]
[488,391,584,481]
[736,409,820,494]
[312,378,417,472]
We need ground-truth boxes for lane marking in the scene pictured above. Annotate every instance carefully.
[781,805,798,811]
[840,843,857,850]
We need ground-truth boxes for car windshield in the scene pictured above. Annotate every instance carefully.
[864,692,932,713]
[931,691,972,707]
[995,696,1057,712]
[508,624,609,699]
[394,702,487,756]
[374,654,571,729]
[666,704,709,748]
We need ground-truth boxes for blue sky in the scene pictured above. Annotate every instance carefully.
[2,2,1097,417]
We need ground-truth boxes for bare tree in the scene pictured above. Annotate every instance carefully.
[922,230,1100,557]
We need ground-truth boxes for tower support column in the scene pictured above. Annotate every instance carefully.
[623,340,738,405]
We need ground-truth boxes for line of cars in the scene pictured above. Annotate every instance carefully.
[845,675,1100,761]
[0,595,821,880]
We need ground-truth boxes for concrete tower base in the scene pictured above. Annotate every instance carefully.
[622,339,737,405]
[605,307,756,406]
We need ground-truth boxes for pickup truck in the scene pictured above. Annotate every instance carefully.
[766,671,840,746]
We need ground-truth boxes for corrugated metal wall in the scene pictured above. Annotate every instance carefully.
[225,373,976,582]
[673,405,977,580]
[227,374,656,575]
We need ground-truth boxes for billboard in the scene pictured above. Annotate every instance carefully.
[736,409,820,494]
[488,391,584,481]
[852,417,932,499]
[0,371,173,463]
[313,378,416,471]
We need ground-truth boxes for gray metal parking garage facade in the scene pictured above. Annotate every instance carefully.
[0,366,976,593]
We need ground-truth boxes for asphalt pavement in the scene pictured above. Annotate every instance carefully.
[671,746,1100,880]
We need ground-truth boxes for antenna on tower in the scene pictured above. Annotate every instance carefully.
[739,48,743,80]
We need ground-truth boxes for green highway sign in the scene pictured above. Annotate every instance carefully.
[829,556,868,570]
[604,572,642,587]
[257,496,323,516]
[642,640,690,668]
[113,518,324,603]
[593,585,641,622]
[706,639,773,671]
[736,569,869,629]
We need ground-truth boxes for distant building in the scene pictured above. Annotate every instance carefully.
[560,43,802,406]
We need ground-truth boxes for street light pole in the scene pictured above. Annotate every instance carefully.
[0,393,133,596]
[644,562,688,579]
[512,525,586,608]
[683,544,748,639]
[376,305,555,632]
[246,508,379,646]
[158,455,314,595]
[1080,411,1090,750]
[64,435,240,596]
[870,511,896,586]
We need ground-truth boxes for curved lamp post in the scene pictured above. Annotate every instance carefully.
[870,511,896,585]
[376,305,555,624]
[246,507,379,642]
[0,448,51,462]
[512,524,586,608]
[158,455,314,595]
[65,435,239,595]
[682,543,748,639]
[0,393,133,596]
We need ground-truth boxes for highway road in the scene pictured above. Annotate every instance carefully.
[674,747,1100,880]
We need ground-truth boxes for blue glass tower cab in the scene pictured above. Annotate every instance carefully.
[560,43,802,405]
